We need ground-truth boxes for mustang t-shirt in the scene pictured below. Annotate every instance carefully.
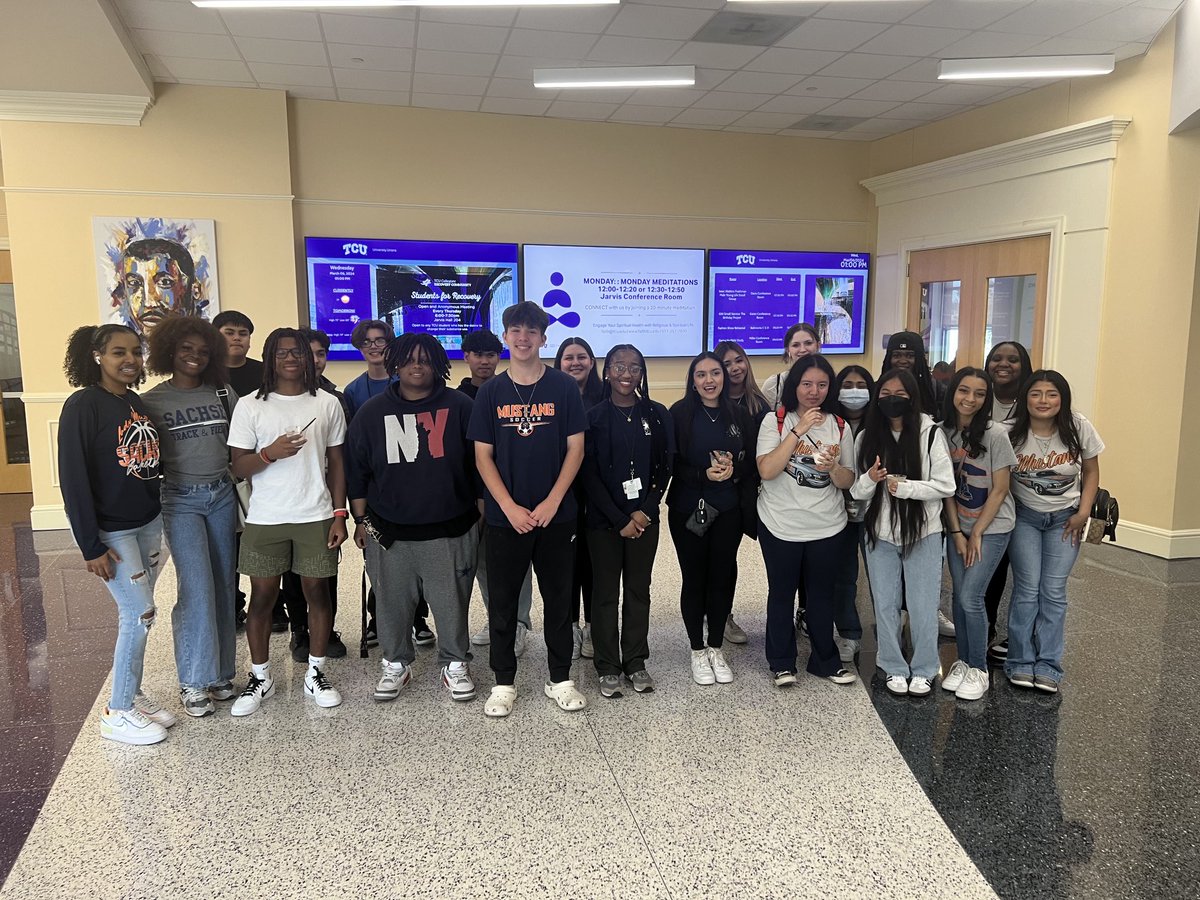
[756,410,853,542]
[1007,413,1105,514]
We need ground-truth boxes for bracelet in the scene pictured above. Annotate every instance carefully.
[949,530,963,534]
[259,448,273,464]
[353,514,367,525]
[332,509,349,519]
[791,428,804,440]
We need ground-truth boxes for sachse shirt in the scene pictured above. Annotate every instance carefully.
[1006,413,1104,514]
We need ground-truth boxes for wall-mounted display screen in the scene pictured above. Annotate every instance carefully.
[707,250,870,355]
[305,237,519,361]
[522,244,705,358]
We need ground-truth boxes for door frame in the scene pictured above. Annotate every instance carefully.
[0,240,33,494]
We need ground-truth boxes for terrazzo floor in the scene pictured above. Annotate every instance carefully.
[0,534,995,900]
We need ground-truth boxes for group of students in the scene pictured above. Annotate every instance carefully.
[59,301,1102,746]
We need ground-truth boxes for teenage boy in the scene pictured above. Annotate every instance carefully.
[280,328,350,662]
[467,301,587,718]
[214,311,263,399]
[458,329,534,651]
[227,328,348,716]
[346,333,479,703]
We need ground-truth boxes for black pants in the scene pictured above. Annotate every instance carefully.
[984,549,1010,642]
[570,509,593,625]
[668,506,743,651]
[588,524,659,677]
[760,525,844,676]
[486,521,576,685]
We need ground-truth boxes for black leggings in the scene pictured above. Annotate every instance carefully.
[668,506,743,651]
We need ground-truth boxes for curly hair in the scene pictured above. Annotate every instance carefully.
[386,332,451,385]
[145,316,228,387]
[63,325,145,388]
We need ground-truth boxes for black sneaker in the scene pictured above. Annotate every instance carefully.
[364,619,379,648]
[327,631,347,659]
[988,640,1008,664]
[413,620,436,647]
[271,609,290,634]
[290,629,310,663]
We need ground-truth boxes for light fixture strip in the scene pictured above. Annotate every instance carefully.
[534,66,696,90]
[938,54,1116,81]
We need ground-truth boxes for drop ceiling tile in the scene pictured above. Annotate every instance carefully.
[493,56,579,80]
[755,95,835,115]
[157,57,253,83]
[694,68,735,89]
[259,84,338,102]
[247,62,333,87]
[848,116,929,134]
[777,129,840,139]
[327,44,412,72]
[828,132,879,141]
[853,24,971,56]
[888,57,944,83]
[812,2,931,25]
[736,111,814,129]
[487,77,551,100]
[628,0,724,10]
[605,5,718,41]
[319,8,415,20]
[667,41,767,69]
[236,38,328,67]
[723,126,785,134]
[337,88,411,106]
[817,53,921,79]
[788,75,878,98]
[131,29,240,61]
[610,105,686,123]
[547,100,622,120]
[175,78,256,89]
[671,107,745,126]
[851,80,938,102]
[116,0,225,35]
[419,10,518,27]
[936,30,1048,58]
[503,29,599,59]
[480,97,553,116]
[917,83,1017,105]
[412,72,490,96]
[622,87,707,105]
[143,54,173,79]
[1114,41,1152,61]
[776,18,889,52]
[665,123,727,131]
[587,36,686,64]
[987,1,1127,36]
[817,98,903,117]
[745,48,844,76]
[717,71,804,93]
[690,91,772,110]
[1026,36,1123,55]
[559,88,636,103]
[414,49,497,77]
[879,100,965,120]
[411,92,482,111]
[1063,6,1176,42]
[221,10,321,41]
[320,14,415,48]
[903,0,1035,31]
[514,8,620,34]
[416,22,510,54]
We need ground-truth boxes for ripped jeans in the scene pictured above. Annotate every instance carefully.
[97,516,165,711]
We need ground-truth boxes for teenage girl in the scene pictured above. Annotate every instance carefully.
[762,323,820,409]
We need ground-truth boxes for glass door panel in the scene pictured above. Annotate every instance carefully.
[0,250,31,493]
[985,274,1037,357]
[919,280,960,368]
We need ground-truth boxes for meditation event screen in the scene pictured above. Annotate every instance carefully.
[522,245,706,358]
[707,250,871,355]
[305,237,519,360]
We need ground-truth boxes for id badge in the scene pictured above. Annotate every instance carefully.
[622,477,643,499]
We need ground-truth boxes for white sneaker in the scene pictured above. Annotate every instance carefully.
[956,668,990,701]
[885,675,909,696]
[937,610,956,637]
[179,686,214,718]
[708,647,734,684]
[374,661,412,702]
[909,676,932,696]
[835,637,860,663]
[442,662,476,702]
[941,660,969,693]
[470,623,491,646]
[571,623,582,661]
[304,666,343,708]
[134,691,177,728]
[691,649,715,685]
[100,707,167,745]
[724,616,748,644]
[580,624,594,659]
[514,622,528,658]
[230,674,274,717]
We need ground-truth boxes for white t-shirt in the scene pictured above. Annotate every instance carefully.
[991,395,1020,424]
[945,422,1018,535]
[227,390,346,525]
[1007,413,1104,514]
[762,371,787,410]
[756,411,853,542]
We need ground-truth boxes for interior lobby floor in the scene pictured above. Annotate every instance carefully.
[0,492,1196,899]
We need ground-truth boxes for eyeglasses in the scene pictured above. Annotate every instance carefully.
[609,364,643,376]
[359,337,390,349]
[274,348,304,360]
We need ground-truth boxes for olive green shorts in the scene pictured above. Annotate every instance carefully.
[238,519,339,579]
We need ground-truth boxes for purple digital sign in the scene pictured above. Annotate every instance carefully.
[707,249,870,355]
[305,237,519,361]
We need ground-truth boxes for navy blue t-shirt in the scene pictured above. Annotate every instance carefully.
[467,367,587,527]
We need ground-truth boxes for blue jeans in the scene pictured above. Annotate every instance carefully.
[947,530,1011,670]
[833,521,865,641]
[97,516,165,710]
[1006,505,1080,682]
[162,479,238,689]
[864,532,943,680]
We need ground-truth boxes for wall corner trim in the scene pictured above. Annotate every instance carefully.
[1114,520,1200,560]
[860,116,1132,206]
[0,90,153,126]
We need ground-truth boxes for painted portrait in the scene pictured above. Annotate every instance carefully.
[94,217,220,335]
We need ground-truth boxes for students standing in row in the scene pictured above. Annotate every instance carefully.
[762,323,820,409]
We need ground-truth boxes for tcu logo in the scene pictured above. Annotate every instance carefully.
[736,254,756,266]
[342,242,368,256]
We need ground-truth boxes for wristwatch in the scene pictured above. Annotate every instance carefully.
[353,514,367,525]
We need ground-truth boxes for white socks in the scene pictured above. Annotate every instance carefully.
[251,662,270,682]
[308,655,326,673]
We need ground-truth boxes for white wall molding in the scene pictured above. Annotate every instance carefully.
[0,91,153,127]
[20,392,73,404]
[0,186,294,203]
[1116,521,1200,560]
[861,117,1131,207]
[30,504,67,532]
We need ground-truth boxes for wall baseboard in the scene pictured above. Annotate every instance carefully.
[1115,521,1200,560]
[30,504,68,532]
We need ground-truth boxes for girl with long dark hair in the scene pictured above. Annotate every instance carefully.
[581,344,674,697]
[762,323,819,408]
[60,324,172,745]
[667,351,758,686]
[143,317,239,718]
[1004,370,1103,693]
[756,355,857,687]
[938,367,1017,701]
[851,368,955,696]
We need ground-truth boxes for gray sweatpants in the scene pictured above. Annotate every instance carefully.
[365,529,477,667]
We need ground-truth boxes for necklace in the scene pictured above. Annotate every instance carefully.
[1031,429,1056,457]
[611,399,635,424]
[511,373,541,437]
[996,398,1017,421]
[701,404,720,424]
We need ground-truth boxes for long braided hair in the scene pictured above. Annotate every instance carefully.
[258,328,317,399]
[386,332,450,385]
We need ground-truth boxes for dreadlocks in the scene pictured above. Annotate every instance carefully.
[386,332,450,385]
[258,327,318,399]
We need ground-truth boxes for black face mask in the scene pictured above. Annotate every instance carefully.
[877,395,913,419]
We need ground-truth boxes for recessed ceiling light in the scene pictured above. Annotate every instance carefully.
[938,54,1116,81]
[194,1,618,8]
[534,66,696,89]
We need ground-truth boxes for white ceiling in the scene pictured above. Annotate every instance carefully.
[113,0,1183,140]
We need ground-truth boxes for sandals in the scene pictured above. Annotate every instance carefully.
[544,679,587,712]
[484,685,517,718]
